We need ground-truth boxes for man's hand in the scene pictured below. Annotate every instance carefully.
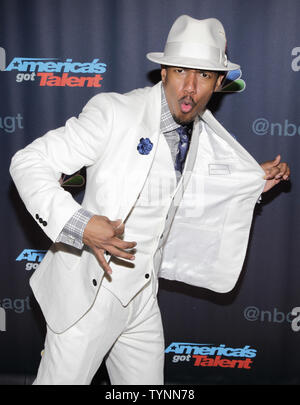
[83,215,136,275]
[261,155,290,193]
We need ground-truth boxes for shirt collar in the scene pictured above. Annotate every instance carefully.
[160,84,181,133]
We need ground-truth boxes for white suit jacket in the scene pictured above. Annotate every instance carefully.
[10,82,265,333]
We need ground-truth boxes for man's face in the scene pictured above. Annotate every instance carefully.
[161,66,225,125]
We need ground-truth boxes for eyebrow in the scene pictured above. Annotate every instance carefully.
[170,67,217,74]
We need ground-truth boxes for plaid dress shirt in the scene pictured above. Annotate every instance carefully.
[56,84,191,249]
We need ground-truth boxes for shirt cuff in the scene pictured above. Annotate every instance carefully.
[56,208,94,249]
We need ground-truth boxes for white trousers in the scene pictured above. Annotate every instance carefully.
[33,280,165,385]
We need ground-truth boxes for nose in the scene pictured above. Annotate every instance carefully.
[183,72,197,95]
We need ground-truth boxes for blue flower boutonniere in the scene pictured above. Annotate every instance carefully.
[137,137,153,155]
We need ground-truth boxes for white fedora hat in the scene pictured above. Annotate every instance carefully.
[147,15,240,71]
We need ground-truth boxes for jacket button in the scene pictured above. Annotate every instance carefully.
[42,221,47,227]
[92,279,97,286]
[145,273,150,279]
[39,218,43,223]
[35,214,39,220]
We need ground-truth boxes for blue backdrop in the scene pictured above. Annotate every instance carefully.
[0,0,299,385]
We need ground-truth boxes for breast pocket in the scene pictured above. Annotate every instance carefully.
[199,162,239,229]
[208,163,231,176]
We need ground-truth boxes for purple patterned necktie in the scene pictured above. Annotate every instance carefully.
[175,125,192,173]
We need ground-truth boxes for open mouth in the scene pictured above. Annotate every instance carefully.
[179,97,195,114]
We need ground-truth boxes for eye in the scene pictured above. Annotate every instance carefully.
[199,71,210,79]
[175,68,185,74]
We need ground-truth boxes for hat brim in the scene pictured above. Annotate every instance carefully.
[147,52,240,72]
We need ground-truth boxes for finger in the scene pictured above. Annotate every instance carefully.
[273,178,281,185]
[275,163,289,179]
[110,219,123,228]
[279,163,290,178]
[94,248,113,275]
[283,167,291,180]
[110,219,125,235]
[111,238,137,250]
[114,224,125,236]
[106,245,135,261]
[264,167,280,180]
[271,154,281,167]
[90,235,136,254]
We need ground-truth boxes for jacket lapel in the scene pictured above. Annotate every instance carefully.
[117,82,162,221]
[201,109,265,175]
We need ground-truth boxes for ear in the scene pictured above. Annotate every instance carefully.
[161,66,167,83]
[214,73,226,92]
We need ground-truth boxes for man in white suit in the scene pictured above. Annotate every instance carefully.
[10,16,290,385]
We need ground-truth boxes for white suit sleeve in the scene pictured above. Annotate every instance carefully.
[9,94,114,242]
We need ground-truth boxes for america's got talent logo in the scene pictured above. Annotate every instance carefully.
[0,46,107,87]
[165,342,257,369]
